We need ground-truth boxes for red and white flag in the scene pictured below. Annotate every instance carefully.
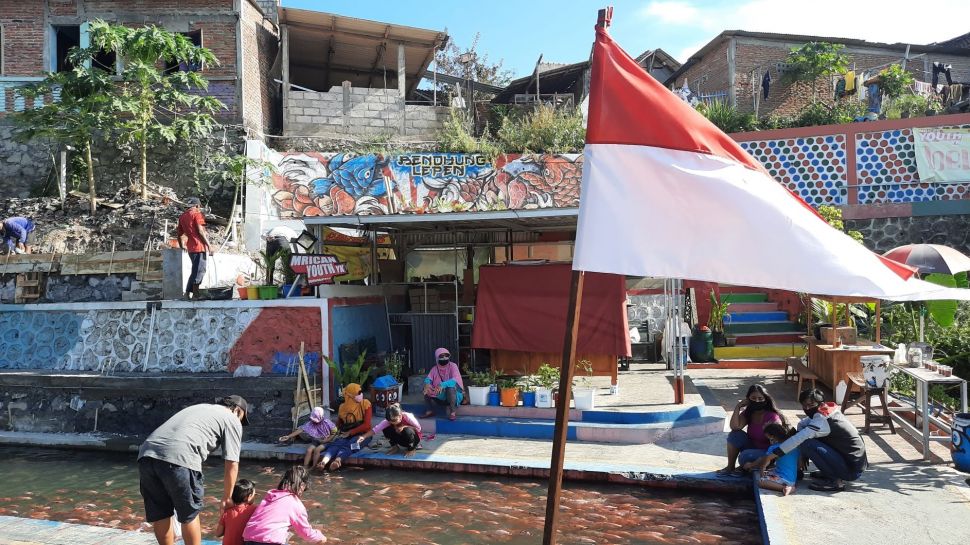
[574,22,969,301]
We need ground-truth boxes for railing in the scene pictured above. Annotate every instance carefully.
[696,90,728,106]
[0,77,50,114]
[512,93,575,109]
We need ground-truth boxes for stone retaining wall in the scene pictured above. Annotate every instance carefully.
[847,214,970,255]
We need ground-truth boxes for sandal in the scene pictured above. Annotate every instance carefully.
[448,412,457,421]
[808,480,845,492]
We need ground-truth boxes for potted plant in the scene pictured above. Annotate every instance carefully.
[279,248,299,298]
[258,249,282,300]
[498,375,521,407]
[534,363,560,408]
[708,290,730,347]
[325,350,370,408]
[519,375,538,407]
[383,352,406,402]
[572,359,596,410]
[465,367,497,406]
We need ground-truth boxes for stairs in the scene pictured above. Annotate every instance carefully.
[716,290,806,365]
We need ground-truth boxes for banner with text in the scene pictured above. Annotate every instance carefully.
[914,128,970,183]
[289,254,349,285]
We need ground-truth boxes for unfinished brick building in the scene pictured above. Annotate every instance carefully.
[665,30,970,118]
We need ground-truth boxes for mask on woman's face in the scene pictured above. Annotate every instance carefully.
[438,358,449,366]
[748,400,768,411]
[354,393,364,403]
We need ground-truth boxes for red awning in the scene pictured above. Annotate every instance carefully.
[471,263,631,356]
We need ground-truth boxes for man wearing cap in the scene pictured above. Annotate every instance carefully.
[176,197,212,300]
[138,395,250,545]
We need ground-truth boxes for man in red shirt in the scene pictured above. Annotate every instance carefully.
[176,198,212,300]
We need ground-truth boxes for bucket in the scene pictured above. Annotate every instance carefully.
[521,391,537,407]
[468,386,490,406]
[487,391,500,406]
[281,284,297,298]
[535,387,554,408]
[500,387,520,407]
[861,355,890,389]
[238,286,250,300]
[258,285,279,300]
[953,413,970,473]
[573,388,595,410]
[246,286,259,300]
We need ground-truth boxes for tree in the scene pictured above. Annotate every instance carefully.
[783,42,850,101]
[427,33,513,101]
[817,204,863,244]
[877,64,916,101]
[13,49,118,214]
[89,20,225,199]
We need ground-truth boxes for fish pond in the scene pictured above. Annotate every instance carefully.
[0,447,759,545]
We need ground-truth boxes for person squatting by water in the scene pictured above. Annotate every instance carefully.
[356,403,422,457]
[138,395,250,545]
[758,388,868,493]
[423,347,464,421]
[242,465,326,545]
[216,479,257,545]
[314,383,372,472]
[277,406,338,468]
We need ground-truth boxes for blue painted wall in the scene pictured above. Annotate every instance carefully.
[330,303,390,365]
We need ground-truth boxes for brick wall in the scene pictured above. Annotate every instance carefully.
[252,0,279,23]
[676,40,731,101]
[0,2,47,76]
[286,87,450,138]
[240,0,279,134]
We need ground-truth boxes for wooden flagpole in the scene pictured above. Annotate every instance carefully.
[542,269,585,545]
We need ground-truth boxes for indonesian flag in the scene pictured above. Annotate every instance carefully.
[574,22,970,302]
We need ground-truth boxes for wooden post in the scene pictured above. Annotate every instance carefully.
[542,269,584,545]
[806,297,812,337]
[281,24,290,134]
[875,300,882,345]
[397,43,406,135]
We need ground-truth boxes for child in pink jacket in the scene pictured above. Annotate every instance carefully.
[242,465,326,545]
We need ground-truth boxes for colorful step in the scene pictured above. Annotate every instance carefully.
[726,302,779,312]
[720,293,768,303]
[714,343,807,360]
[733,332,805,345]
[726,311,790,323]
[725,321,802,333]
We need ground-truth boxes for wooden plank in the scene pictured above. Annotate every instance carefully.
[68,190,123,210]
[0,254,62,274]
[60,251,162,275]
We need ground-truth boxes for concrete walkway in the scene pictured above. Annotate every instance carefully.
[0,516,219,545]
[690,367,970,545]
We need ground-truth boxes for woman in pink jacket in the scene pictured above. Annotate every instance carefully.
[242,465,326,545]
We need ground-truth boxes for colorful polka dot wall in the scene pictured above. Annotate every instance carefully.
[740,136,847,206]
[855,128,970,204]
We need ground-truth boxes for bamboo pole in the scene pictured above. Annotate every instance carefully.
[875,300,882,345]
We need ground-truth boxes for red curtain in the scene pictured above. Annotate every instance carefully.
[472,264,631,356]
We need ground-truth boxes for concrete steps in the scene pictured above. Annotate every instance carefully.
[726,302,779,312]
[726,321,802,334]
[720,292,768,303]
[726,311,790,323]
[714,343,806,360]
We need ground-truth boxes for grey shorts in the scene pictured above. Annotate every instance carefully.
[138,457,205,523]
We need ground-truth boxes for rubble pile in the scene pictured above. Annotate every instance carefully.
[0,188,230,254]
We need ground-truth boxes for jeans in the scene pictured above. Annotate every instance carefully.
[726,429,766,467]
[800,439,864,482]
[425,386,458,414]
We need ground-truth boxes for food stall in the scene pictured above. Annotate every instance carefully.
[802,296,893,390]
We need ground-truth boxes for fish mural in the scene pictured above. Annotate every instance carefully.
[269,152,583,218]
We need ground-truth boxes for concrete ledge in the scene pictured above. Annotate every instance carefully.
[0,516,221,545]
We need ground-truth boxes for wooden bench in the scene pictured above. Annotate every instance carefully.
[786,356,818,395]
[842,371,895,434]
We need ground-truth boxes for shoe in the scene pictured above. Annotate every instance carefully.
[810,471,828,479]
[808,480,845,492]
[796,469,805,482]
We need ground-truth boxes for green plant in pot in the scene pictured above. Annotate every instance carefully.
[464,366,497,406]
[573,359,594,390]
[497,374,522,407]
[326,351,370,407]
[257,249,284,299]
[708,290,731,347]
[383,352,405,383]
[535,363,561,390]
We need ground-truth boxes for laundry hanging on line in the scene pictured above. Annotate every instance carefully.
[761,70,771,100]
[932,62,953,88]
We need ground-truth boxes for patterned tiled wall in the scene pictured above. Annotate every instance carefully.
[740,136,848,206]
[855,128,970,204]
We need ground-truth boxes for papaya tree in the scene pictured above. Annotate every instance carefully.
[13,47,117,214]
[88,20,225,198]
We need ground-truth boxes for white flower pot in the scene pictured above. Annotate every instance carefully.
[468,385,490,406]
[573,388,595,411]
[535,387,554,408]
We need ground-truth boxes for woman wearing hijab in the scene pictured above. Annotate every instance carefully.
[314,383,372,471]
[422,348,464,421]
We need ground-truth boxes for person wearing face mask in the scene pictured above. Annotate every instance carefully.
[716,383,787,476]
[758,388,867,492]
[422,348,465,421]
[313,383,372,472]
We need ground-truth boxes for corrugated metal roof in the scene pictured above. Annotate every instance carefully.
[280,8,448,95]
[302,208,579,234]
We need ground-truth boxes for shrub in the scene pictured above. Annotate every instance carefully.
[496,105,585,154]
[886,93,943,120]
[436,108,501,159]
[794,100,867,128]
[697,101,758,133]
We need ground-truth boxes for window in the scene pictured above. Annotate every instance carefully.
[165,29,204,73]
[53,25,80,72]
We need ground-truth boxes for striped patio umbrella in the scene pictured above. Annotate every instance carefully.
[882,244,970,276]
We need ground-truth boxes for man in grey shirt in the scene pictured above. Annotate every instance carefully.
[138,395,250,545]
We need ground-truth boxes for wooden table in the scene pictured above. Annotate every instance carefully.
[802,336,894,391]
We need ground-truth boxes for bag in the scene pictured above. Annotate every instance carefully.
[373,374,398,389]
[233,365,263,378]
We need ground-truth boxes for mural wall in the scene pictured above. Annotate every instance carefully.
[269,152,582,217]
[0,304,323,373]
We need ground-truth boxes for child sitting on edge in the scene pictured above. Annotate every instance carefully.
[747,423,798,496]
[216,479,257,545]
[278,406,338,468]
[355,403,422,457]
[242,465,327,544]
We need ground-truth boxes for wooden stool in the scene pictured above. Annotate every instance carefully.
[843,372,895,434]
[789,358,818,395]
[784,357,799,384]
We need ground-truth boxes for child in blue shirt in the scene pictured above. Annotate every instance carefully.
[749,423,798,496]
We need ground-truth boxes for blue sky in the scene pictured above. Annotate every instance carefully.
[281,1,970,79]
